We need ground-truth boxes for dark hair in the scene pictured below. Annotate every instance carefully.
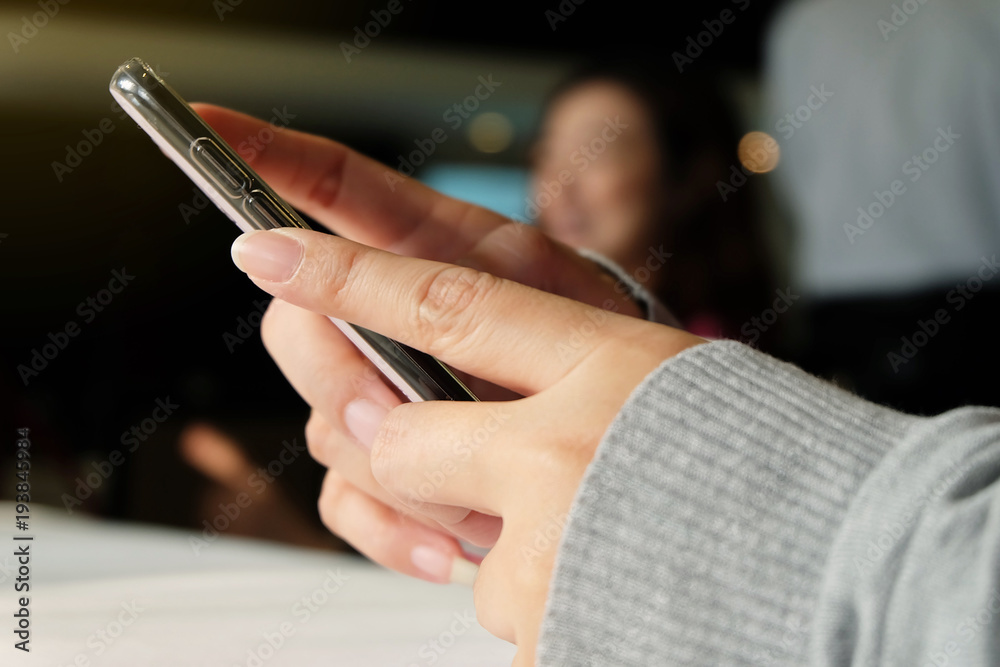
[545,59,741,182]
[540,57,779,348]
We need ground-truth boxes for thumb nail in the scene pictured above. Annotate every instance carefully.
[231,230,303,283]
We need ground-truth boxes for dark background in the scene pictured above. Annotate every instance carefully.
[0,0,783,531]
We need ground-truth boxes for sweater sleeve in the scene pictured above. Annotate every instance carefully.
[537,339,1000,666]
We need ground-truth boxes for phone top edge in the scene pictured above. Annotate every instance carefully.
[110,57,311,233]
[109,58,477,402]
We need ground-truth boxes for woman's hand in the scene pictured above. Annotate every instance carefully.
[227,223,705,663]
[193,105,655,570]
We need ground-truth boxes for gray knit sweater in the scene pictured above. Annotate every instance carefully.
[538,340,1000,665]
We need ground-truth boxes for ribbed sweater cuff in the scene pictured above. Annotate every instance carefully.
[538,340,918,665]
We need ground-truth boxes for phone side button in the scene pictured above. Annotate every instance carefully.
[190,138,250,198]
[243,189,289,230]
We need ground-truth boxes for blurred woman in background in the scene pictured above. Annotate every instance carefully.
[531,59,779,347]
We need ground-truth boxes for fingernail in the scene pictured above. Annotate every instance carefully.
[411,546,479,586]
[231,230,304,283]
[449,556,480,587]
[343,398,389,450]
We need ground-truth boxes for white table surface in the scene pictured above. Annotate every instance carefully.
[3,503,515,666]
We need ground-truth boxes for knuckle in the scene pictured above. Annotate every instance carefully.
[537,433,593,490]
[303,152,348,211]
[317,471,400,567]
[368,403,428,507]
[435,506,473,527]
[414,266,501,354]
[361,510,400,558]
[306,350,375,417]
[367,405,410,490]
[532,437,578,479]
[308,360,352,412]
[259,298,289,352]
[304,412,330,464]
[504,221,553,262]
[317,472,350,532]
[317,430,358,474]
[495,222,559,286]
[295,238,362,312]
[474,221,553,262]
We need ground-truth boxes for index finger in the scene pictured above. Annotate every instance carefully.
[191,103,508,262]
[231,228,629,394]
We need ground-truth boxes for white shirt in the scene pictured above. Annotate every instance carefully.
[764,0,1000,297]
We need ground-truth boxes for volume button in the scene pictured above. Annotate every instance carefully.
[190,137,250,197]
[243,189,293,229]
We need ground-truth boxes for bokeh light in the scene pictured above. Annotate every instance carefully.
[737,131,780,174]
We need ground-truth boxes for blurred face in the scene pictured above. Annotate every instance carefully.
[531,81,665,268]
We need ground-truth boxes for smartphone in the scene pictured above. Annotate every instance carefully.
[110,57,477,402]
